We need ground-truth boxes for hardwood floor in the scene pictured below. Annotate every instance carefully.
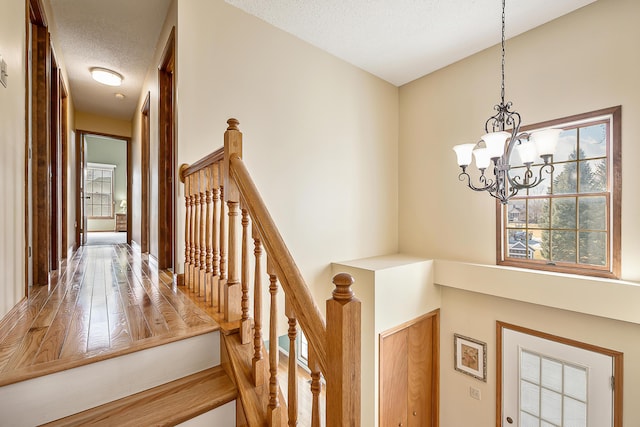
[0,244,218,387]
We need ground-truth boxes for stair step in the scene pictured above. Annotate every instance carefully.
[222,333,288,426]
[42,366,237,427]
[0,331,221,426]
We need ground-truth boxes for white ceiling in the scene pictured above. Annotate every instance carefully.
[48,0,171,120]
[226,0,597,86]
[47,0,596,120]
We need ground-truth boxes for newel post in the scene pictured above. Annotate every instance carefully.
[223,118,243,321]
[326,273,361,427]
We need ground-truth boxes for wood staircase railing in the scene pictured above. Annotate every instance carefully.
[179,118,361,426]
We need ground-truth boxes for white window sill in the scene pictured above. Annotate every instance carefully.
[434,259,640,325]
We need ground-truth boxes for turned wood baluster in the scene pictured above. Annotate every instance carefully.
[309,347,322,427]
[211,163,220,308]
[224,199,242,321]
[184,174,191,288]
[199,169,207,297]
[252,227,265,387]
[326,273,361,427]
[189,175,196,290]
[285,299,298,427]
[266,260,281,425]
[218,185,227,314]
[205,165,214,304]
[189,175,197,290]
[240,207,251,344]
[193,173,202,294]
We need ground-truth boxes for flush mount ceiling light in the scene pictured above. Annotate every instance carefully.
[90,67,123,86]
[452,0,561,205]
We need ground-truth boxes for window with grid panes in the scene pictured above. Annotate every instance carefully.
[85,165,115,219]
[497,107,621,278]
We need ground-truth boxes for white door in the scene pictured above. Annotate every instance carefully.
[502,327,614,427]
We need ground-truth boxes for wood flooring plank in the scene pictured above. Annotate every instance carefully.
[0,283,62,372]
[87,255,111,352]
[105,258,132,351]
[136,259,215,329]
[0,243,220,387]
[121,259,171,338]
[0,284,48,343]
[32,257,88,364]
[59,258,96,359]
[111,256,153,342]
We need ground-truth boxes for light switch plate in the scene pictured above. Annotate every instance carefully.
[470,386,481,400]
[0,56,8,88]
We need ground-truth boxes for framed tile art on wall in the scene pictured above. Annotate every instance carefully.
[454,333,487,381]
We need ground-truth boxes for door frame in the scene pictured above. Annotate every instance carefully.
[496,322,623,427]
[26,0,51,287]
[75,130,131,246]
[60,77,69,257]
[158,27,176,271]
[49,50,60,271]
[140,91,151,253]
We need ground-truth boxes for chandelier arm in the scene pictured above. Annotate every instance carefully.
[458,171,495,192]
[508,162,554,190]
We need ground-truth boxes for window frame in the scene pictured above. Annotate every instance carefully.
[85,163,116,220]
[496,106,621,279]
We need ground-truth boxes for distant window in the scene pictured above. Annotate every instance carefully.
[85,164,115,219]
[497,107,621,278]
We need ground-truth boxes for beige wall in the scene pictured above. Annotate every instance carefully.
[75,111,132,138]
[0,0,27,318]
[130,0,177,257]
[399,0,640,424]
[176,0,399,303]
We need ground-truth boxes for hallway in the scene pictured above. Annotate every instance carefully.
[0,244,218,387]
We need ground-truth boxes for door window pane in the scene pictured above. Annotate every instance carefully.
[564,397,587,427]
[541,358,563,392]
[519,350,590,427]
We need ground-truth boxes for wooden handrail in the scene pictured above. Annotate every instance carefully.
[228,153,329,375]
[179,118,360,426]
[179,147,224,183]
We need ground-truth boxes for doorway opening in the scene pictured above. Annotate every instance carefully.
[76,131,131,247]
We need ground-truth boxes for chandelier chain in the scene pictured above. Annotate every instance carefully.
[453,0,558,205]
[501,0,506,106]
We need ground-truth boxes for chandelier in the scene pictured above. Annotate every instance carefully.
[453,0,561,205]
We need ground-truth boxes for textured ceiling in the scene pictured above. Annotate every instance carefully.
[48,0,171,120]
[226,0,598,86]
[48,0,597,120]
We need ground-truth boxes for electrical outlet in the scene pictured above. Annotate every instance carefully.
[470,387,481,400]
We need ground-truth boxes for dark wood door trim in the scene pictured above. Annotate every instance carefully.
[75,131,82,248]
[60,78,69,257]
[158,27,176,271]
[49,51,60,271]
[28,8,51,286]
[141,92,150,253]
